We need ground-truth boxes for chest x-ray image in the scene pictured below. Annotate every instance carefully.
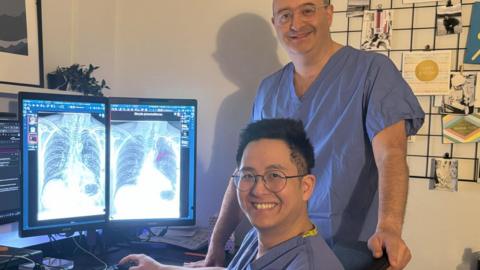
[110,120,181,220]
[38,113,106,221]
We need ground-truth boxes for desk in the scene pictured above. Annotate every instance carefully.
[27,238,208,270]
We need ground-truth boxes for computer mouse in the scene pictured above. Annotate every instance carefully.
[112,260,137,270]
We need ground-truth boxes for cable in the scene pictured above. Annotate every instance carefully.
[0,254,35,269]
[0,254,69,270]
[71,235,108,270]
[0,254,15,270]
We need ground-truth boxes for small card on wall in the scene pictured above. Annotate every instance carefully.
[442,114,480,143]
[403,0,435,3]
[346,0,369,18]
[429,158,458,192]
[436,3,462,36]
[439,72,479,114]
[464,2,480,64]
[360,10,392,51]
[402,51,451,95]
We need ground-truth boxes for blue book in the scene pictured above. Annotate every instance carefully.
[464,2,480,64]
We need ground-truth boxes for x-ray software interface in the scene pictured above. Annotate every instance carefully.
[0,120,20,224]
[22,99,107,228]
[109,103,196,221]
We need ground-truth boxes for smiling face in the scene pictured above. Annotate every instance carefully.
[272,0,334,57]
[236,139,314,234]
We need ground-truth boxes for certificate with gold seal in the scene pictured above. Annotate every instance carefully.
[402,51,451,95]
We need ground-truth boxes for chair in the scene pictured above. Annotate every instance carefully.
[332,241,389,270]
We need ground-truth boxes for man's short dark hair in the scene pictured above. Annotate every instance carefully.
[236,118,315,174]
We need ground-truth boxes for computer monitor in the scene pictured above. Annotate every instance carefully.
[0,114,21,225]
[19,92,108,237]
[108,97,196,227]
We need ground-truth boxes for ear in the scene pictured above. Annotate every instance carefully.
[301,174,316,201]
[325,5,334,27]
[271,16,275,26]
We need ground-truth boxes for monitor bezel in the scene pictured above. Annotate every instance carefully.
[107,97,197,228]
[0,117,21,225]
[19,91,109,237]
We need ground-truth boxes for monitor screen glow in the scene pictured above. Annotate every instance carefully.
[20,92,108,237]
[108,98,196,226]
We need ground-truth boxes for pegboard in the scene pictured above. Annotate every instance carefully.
[329,0,480,182]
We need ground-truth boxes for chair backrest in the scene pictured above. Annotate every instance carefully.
[332,241,389,270]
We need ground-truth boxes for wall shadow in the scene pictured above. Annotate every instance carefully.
[196,13,281,240]
[456,248,479,270]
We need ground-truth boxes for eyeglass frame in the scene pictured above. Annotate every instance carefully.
[231,169,307,193]
[272,3,329,26]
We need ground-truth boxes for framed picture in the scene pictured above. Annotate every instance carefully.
[0,0,44,87]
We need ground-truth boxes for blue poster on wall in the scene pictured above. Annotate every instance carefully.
[464,2,480,64]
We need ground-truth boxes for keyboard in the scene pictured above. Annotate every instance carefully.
[147,228,210,250]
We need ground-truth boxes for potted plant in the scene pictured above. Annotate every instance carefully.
[47,64,110,96]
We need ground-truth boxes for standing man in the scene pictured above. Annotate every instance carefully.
[194,0,424,269]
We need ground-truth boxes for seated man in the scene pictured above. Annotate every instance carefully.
[120,118,343,270]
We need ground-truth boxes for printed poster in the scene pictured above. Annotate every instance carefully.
[464,2,480,64]
[360,10,392,51]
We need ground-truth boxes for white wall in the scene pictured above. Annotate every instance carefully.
[404,180,480,270]
[1,1,479,269]
[111,0,284,228]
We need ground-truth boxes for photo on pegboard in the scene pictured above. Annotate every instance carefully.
[429,157,458,192]
[436,3,462,36]
[360,9,392,51]
[442,114,480,143]
[402,51,451,95]
[439,72,479,115]
[403,0,434,3]
[464,2,480,64]
[346,0,369,18]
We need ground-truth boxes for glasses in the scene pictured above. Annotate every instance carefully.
[273,4,327,25]
[232,170,306,193]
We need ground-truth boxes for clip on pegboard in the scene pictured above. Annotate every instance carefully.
[443,153,451,159]
[376,4,383,12]
[459,64,464,75]
[446,0,453,7]
[424,44,432,51]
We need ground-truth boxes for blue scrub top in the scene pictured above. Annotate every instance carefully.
[228,228,344,270]
[250,46,425,242]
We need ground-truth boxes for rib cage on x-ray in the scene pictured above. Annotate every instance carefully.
[43,127,70,186]
[38,113,105,220]
[111,120,181,219]
[116,134,145,189]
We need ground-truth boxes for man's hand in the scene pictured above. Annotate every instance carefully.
[119,254,165,270]
[183,245,225,268]
[368,230,411,270]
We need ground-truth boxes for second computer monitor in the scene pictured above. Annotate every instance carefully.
[108,98,196,226]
